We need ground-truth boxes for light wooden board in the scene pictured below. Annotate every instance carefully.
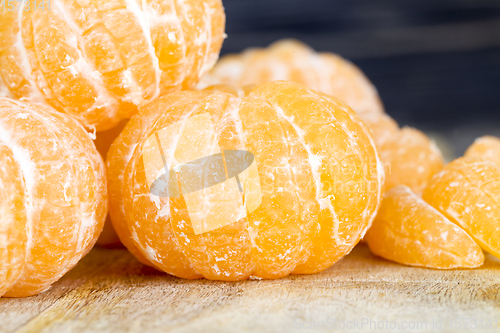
[2,244,500,333]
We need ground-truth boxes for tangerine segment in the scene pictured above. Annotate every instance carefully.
[365,185,484,269]
[0,142,28,297]
[251,83,383,274]
[107,81,383,280]
[464,136,500,167]
[0,0,225,131]
[106,91,200,269]
[360,112,399,147]
[116,88,317,280]
[423,157,500,259]
[0,98,107,297]
[200,39,385,118]
[379,127,445,194]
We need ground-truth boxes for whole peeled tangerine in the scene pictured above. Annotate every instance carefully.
[107,81,383,280]
[0,98,107,297]
[0,0,225,131]
[200,39,384,118]
[199,39,402,153]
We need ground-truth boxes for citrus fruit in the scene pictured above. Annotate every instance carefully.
[201,39,414,166]
[200,39,436,184]
[378,127,445,194]
[0,98,107,297]
[365,185,484,269]
[200,39,385,118]
[0,0,225,131]
[423,157,500,259]
[107,81,383,280]
[0,138,27,297]
[464,136,500,167]
[360,112,399,147]
[93,120,128,247]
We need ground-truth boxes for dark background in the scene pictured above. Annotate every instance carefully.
[220,0,500,156]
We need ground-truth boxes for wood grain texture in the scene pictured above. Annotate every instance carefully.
[2,244,500,333]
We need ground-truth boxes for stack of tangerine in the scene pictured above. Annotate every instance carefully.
[0,0,499,298]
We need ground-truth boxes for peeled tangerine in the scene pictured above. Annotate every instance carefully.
[199,38,399,147]
[107,81,383,280]
[423,157,500,259]
[365,185,483,269]
[464,135,500,167]
[0,0,225,131]
[200,39,384,118]
[199,39,444,192]
[0,98,107,297]
[379,127,445,194]
[201,38,400,147]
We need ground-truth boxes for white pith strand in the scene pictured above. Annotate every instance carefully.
[0,99,104,292]
[123,0,162,102]
[14,9,46,103]
[197,1,214,79]
[50,0,120,121]
[0,108,36,290]
[123,99,197,268]
[326,96,384,241]
[141,0,186,87]
[273,103,349,246]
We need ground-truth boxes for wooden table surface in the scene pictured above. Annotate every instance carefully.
[2,244,500,333]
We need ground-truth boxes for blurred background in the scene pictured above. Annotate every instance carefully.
[220,0,500,158]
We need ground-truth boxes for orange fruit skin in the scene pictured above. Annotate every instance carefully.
[94,120,128,248]
[423,157,500,259]
[464,136,500,167]
[379,127,445,194]
[107,81,383,280]
[200,39,385,118]
[365,185,484,269]
[0,0,225,131]
[0,98,107,297]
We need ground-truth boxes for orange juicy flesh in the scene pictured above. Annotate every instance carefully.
[203,39,453,197]
[365,185,484,269]
[0,0,225,131]
[464,136,500,167]
[423,157,500,259]
[252,84,382,274]
[0,143,28,297]
[378,127,444,194]
[360,112,399,147]
[106,92,201,269]
[201,39,419,190]
[201,39,385,118]
[107,81,383,280]
[0,98,107,297]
